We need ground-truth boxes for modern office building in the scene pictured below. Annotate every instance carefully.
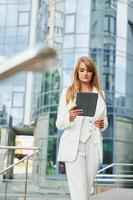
[114,0,133,174]
[0,0,133,187]
[0,0,32,127]
[0,0,39,178]
[31,0,133,186]
[0,0,31,178]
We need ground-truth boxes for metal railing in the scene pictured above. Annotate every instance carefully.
[0,146,41,200]
[94,162,133,193]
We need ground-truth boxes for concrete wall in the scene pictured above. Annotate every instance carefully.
[32,114,69,190]
[32,115,49,185]
[0,127,8,171]
[115,116,133,182]
[115,116,133,163]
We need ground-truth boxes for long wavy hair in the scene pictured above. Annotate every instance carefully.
[66,56,104,104]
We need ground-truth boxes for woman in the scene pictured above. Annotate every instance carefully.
[56,56,108,200]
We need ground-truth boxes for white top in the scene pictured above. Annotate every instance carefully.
[79,116,93,143]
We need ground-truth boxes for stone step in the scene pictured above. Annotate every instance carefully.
[18,195,70,200]
[18,198,69,200]
[20,188,133,200]
[91,188,133,200]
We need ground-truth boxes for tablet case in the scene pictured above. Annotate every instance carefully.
[75,92,98,117]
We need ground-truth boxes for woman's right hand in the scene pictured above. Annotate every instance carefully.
[69,106,83,122]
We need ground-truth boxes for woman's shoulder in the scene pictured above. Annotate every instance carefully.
[59,87,68,100]
[101,90,105,98]
[61,85,71,94]
[61,87,68,94]
[93,87,106,101]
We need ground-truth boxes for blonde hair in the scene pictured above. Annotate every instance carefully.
[66,56,104,104]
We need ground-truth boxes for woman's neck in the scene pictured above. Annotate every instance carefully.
[80,83,93,92]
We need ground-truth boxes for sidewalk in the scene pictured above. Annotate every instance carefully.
[1,172,133,200]
[13,175,133,200]
[92,188,133,200]
[16,185,133,200]
[11,172,70,200]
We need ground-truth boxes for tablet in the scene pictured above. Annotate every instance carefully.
[75,92,98,117]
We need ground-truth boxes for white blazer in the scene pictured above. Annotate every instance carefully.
[56,87,108,163]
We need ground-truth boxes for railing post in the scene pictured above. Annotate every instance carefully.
[0,146,41,199]
[24,157,29,200]
[6,116,14,179]
[4,178,8,200]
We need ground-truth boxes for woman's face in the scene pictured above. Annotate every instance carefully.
[78,62,93,84]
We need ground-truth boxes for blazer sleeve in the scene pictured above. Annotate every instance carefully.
[100,91,108,132]
[56,88,74,130]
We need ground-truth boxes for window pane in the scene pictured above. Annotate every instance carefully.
[15,44,28,52]
[13,73,26,92]
[50,92,59,105]
[76,34,89,47]
[16,36,28,43]
[0,37,5,44]
[18,3,30,11]
[6,5,18,26]
[51,70,60,90]
[76,0,90,33]
[110,17,115,33]
[5,36,16,44]
[18,11,29,26]
[103,139,113,168]
[104,15,109,32]
[0,5,6,26]
[4,44,15,56]
[17,27,29,36]
[65,0,76,14]
[0,105,8,125]
[62,53,74,68]
[46,137,57,175]
[11,108,23,126]
[0,27,5,36]
[65,15,75,33]
[12,92,24,107]
[43,92,50,105]
[5,27,17,37]
[63,35,75,48]
[44,72,51,91]
[62,69,73,87]
[49,113,57,135]
[0,0,7,3]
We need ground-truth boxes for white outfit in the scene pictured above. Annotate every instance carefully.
[79,117,94,143]
[65,136,99,200]
[56,87,108,200]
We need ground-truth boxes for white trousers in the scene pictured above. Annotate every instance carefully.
[65,136,100,200]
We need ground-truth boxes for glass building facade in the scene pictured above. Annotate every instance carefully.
[31,0,133,178]
[0,0,32,126]
[32,0,62,176]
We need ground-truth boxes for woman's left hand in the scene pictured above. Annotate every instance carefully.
[94,119,104,129]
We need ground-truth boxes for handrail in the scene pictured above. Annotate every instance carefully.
[0,146,41,174]
[96,174,133,178]
[94,162,133,195]
[97,162,133,174]
[97,163,114,174]
[95,162,133,188]
[0,145,41,200]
